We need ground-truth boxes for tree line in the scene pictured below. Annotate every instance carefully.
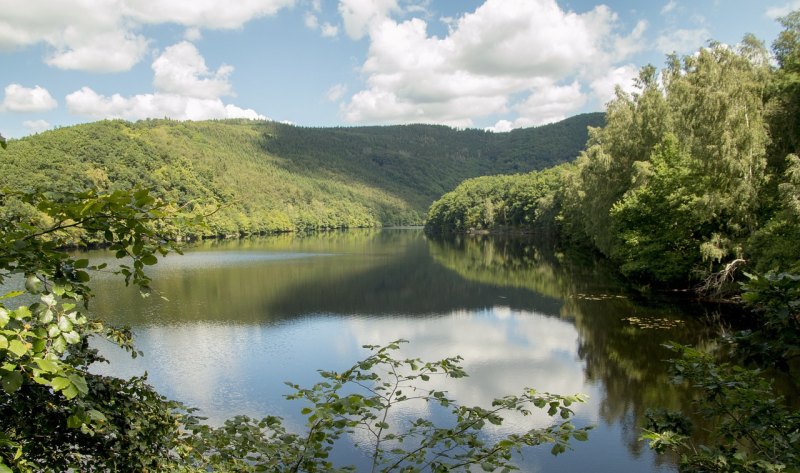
[426,21,800,286]
[427,14,800,471]
[0,113,602,240]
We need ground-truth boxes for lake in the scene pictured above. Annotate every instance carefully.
[88,228,717,472]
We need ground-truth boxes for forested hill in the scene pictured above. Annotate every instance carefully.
[0,112,603,236]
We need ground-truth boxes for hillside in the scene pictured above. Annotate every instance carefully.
[0,113,603,236]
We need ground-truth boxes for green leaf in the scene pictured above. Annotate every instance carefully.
[69,374,88,395]
[0,461,13,473]
[61,384,79,400]
[0,309,8,328]
[7,340,27,358]
[62,331,80,344]
[57,316,73,333]
[14,306,31,320]
[52,335,67,354]
[87,409,107,423]
[73,259,89,269]
[51,376,71,391]
[48,324,61,338]
[550,443,566,455]
[75,271,90,283]
[141,254,158,266]
[40,309,54,324]
[0,291,24,301]
[67,414,83,429]
[1,371,23,393]
[35,358,59,373]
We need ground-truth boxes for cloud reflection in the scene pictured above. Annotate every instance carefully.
[93,306,596,432]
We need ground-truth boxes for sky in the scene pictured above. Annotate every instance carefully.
[1,0,797,138]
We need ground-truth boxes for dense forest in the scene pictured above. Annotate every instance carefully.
[0,113,602,237]
[426,24,800,286]
[423,17,800,471]
[3,8,800,472]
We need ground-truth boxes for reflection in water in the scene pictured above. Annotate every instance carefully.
[90,229,715,472]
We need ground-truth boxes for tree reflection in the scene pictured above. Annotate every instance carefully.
[427,234,720,461]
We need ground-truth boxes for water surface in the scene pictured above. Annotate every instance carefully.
[90,229,716,472]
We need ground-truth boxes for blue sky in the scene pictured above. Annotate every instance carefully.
[1,0,796,138]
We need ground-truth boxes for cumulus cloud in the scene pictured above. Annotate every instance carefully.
[486,120,514,133]
[589,64,640,104]
[339,0,399,40]
[2,84,58,112]
[152,42,233,99]
[66,87,265,121]
[305,12,340,38]
[22,119,52,134]
[121,0,295,29]
[514,81,587,127]
[0,0,294,72]
[66,42,265,121]
[766,1,800,19]
[341,0,646,128]
[45,31,149,72]
[656,28,711,54]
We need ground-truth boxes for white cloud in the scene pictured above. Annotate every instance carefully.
[486,119,514,133]
[184,27,203,41]
[152,42,233,99]
[661,0,678,15]
[2,84,58,112]
[342,0,645,128]
[766,1,800,19]
[338,0,399,40]
[304,12,320,29]
[0,0,294,72]
[65,42,265,122]
[66,87,265,121]
[326,83,347,102]
[612,20,648,62]
[121,0,296,29]
[514,81,587,127]
[589,64,639,104]
[321,23,340,38]
[22,119,52,134]
[656,28,711,54]
[45,30,149,72]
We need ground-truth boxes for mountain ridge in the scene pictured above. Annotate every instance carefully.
[1,112,604,235]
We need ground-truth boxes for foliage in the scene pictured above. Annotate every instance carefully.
[184,340,591,472]
[0,114,602,238]
[734,271,800,367]
[608,135,707,282]
[641,344,800,472]
[426,21,800,285]
[568,40,770,282]
[425,164,571,235]
[641,271,800,471]
[0,183,590,471]
[0,188,194,472]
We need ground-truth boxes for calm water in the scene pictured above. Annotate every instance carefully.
[88,229,718,472]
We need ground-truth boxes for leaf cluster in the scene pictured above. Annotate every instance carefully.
[182,340,591,472]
